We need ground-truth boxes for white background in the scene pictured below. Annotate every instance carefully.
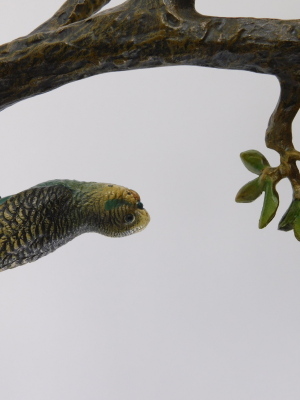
[1,1,300,399]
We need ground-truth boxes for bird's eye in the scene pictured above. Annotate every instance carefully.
[124,214,135,223]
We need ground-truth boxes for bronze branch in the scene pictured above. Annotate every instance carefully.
[1,0,300,239]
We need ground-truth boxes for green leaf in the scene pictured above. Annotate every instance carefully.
[278,199,300,232]
[293,216,300,241]
[235,177,264,203]
[259,179,279,229]
[240,150,270,175]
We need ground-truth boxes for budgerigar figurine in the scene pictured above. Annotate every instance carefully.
[0,180,150,271]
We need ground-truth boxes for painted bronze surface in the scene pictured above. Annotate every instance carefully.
[0,180,150,270]
[1,0,300,111]
[1,0,300,247]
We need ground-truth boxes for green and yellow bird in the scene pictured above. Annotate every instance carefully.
[0,180,150,271]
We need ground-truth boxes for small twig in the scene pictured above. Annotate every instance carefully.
[30,0,111,34]
[265,80,300,196]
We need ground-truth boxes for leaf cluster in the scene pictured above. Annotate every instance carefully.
[236,150,300,240]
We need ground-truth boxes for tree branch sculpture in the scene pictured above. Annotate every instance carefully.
[1,0,300,241]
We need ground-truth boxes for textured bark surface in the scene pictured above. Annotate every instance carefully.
[0,0,300,111]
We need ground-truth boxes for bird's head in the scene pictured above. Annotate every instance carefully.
[86,184,150,237]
